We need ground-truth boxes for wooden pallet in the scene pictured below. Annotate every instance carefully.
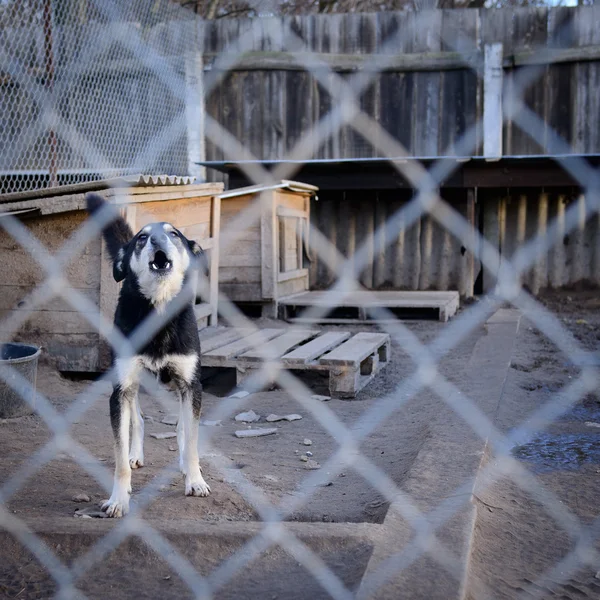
[278,290,459,323]
[199,327,391,399]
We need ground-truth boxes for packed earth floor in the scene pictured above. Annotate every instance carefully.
[0,290,599,599]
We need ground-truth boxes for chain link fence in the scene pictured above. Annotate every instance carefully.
[1,0,600,598]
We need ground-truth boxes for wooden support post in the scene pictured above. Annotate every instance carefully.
[209,194,220,326]
[482,194,501,293]
[184,21,205,181]
[484,43,503,161]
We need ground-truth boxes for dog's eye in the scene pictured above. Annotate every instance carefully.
[138,234,147,241]
[170,231,178,238]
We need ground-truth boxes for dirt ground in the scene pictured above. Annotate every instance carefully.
[0,317,481,599]
[467,290,600,600]
[2,292,600,599]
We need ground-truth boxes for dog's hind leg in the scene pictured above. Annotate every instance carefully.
[180,378,210,497]
[102,385,134,517]
[129,393,144,469]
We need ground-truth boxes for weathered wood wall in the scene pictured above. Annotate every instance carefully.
[203,7,600,163]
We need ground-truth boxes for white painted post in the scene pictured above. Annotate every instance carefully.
[185,22,206,181]
[483,43,503,161]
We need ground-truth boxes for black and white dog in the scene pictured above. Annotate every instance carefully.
[86,193,210,518]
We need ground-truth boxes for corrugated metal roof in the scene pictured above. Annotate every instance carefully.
[218,180,318,199]
[0,174,197,204]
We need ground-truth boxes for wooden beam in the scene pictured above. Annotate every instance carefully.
[484,44,504,161]
[203,50,480,74]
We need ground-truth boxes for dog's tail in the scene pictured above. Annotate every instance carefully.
[86,193,134,261]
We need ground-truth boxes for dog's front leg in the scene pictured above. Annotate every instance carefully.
[102,385,134,517]
[129,394,144,469]
[180,379,210,497]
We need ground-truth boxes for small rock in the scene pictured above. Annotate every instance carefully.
[266,413,303,422]
[339,472,346,477]
[585,422,600,428]
[74,514,92,519]
[0,419,8,424]
[306,451,313,457]
[144,415,155,423]
[72,493,90,503]
[311,395,331,402]
[285,414,302,421]
[294,450,299,454]
[230,390,250,399]
[319,481,333,487]
[305,459,321,470]
[302,439,312,446]
[150,432,177,440]
[161,414,178,426]
[235,410,260,423]
[163,576,171,581]
[168,446,177,452]
[234,428,277,438]
[200,420,222,427]
[264,475,278,482]
[595,570,600,580]
[300,455,309,462]
[74,507,107,518]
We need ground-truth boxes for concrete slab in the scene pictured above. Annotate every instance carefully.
[356,309,522,600]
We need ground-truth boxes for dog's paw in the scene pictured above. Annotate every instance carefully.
[185,475,211,497]
[101,497,129,518]
[129,456,144,469]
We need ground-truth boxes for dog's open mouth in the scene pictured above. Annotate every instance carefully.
[150,250,172,272]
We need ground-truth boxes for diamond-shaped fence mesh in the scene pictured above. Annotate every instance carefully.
[1,1,600,599]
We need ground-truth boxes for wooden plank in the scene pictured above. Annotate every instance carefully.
[133,197,212,228]
[282,331,352,366]
[483,44,504,160]
[178,222,210,242]
[194,302,213,321]
[260,190,276,300]
[276,206,308,219]
[239,329,316,362]
[220,253,261,268]
[203,328,286,363]
[277,268,308,283]
[200,328,254,353]
[279,290,460,308]
[209,194,221,326]
[203,50,480,73]
[0,285,97,311]
[218,282,262,303]
[110,187,223,203]
[220,266,261,284]
[319,332,390,368]
[0,309,100,335]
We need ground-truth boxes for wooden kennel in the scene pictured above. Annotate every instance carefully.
[0,176,223,371]
[217,180,318,317]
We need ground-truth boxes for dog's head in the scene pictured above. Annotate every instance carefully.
[116,222,206,306]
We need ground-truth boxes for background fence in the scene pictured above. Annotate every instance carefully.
[1,1,600,599]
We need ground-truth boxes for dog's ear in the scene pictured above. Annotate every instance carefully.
[113,246,129,282]
[188,240,208,275]
[188,239,202,257]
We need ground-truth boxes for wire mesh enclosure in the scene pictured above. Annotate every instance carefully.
[1,1,600,599]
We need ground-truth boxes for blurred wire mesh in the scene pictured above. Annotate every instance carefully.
[1,0,600,599]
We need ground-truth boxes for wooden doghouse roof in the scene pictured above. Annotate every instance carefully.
[218,180,318,199]
[0,175,224,218]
